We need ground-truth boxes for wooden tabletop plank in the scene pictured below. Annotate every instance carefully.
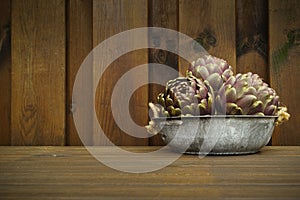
[0,146,300,199]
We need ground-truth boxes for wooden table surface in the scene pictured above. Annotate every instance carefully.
[0,146,300,199]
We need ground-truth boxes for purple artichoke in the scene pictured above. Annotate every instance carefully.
[148,55,290,127]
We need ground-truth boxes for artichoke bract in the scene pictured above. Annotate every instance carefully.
[147,55,290,130]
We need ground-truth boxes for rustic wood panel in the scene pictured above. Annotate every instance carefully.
[269,0,300,145]
[179,0,236,73]
[93,0,148,145]
[0,1,297,146]
[67,0,93,145]
[148,0,178,146]
[0,0,11,145]
[0,146,300,199]
[11,0,66,145]
[236,0,268,80]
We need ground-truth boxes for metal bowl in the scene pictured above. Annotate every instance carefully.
[153,116,277,155]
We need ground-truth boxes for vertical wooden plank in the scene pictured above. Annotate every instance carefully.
[93,0,148,145]
[269,0,300,145]
[148,0,178,145]
[67,0,93,145]
[236,0,271,144]
[11,0,66,145]
[236,0,268,79]
[0,0,11,145]
[179,0,236,73]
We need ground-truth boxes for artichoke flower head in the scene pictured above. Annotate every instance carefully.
[146,55,290,134]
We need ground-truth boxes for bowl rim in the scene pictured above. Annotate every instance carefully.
[152,115,278,121]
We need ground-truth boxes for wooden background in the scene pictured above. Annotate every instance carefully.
[0,0,299,146]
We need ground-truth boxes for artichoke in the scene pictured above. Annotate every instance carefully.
[188,55,234,84]
[147,55,290,130]
[154,75,211,117]
[224,72,279,115]
[187,55,234,114]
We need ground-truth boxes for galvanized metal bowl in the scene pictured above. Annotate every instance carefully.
[153,116,277,155]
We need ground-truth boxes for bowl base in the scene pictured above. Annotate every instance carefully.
[184,150,259,155]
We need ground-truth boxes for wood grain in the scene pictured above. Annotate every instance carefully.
[11,0,66,145]
[148,0,178,146]
[0,146,300,199]
[179,0,236,73]
[269,0,300,145]
[93,0,148,145]
[0,0,11,145]
[67,0,93,145]
[236,0,268,80]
